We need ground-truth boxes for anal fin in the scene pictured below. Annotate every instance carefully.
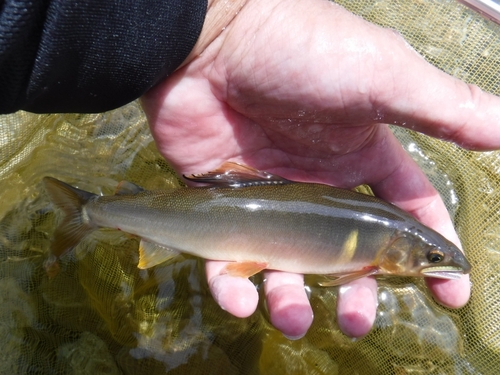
[319,267,379,287]
[138,239,180,269]
[222,261,268,278]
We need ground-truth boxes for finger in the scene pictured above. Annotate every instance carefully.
[205,260,258,318]
[263,271,313,340]
[373,31,500,151]
[425,274,471,308]
[371,134,471,308]
[336,277,378,338]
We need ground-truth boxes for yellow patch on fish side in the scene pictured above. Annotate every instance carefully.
[337,229,359,264]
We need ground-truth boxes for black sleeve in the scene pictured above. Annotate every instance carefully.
[0,0,207,114]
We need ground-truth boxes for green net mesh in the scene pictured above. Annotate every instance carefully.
[1,0,500,373]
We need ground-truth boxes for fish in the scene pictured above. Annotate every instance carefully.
[42,162,471,285]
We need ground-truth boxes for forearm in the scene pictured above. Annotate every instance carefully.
[0,0,207,114]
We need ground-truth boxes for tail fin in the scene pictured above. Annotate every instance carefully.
[43,177,97,259]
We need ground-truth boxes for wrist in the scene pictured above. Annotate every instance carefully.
[179,0,248,68]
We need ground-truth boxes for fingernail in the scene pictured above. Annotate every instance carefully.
[283,332,306,340]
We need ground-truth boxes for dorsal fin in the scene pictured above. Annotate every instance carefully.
[183,162,292,188]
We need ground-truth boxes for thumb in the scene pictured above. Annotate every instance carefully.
[374,33,500,150]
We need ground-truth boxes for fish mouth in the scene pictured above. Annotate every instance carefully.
[420,266,465,280]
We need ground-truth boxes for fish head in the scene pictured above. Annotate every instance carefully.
[417,241,471,280]
[378,231,471,280]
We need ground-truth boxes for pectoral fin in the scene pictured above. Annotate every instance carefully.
[319,267,379,287]
[183,162,291,188]
[138,240,180,269]
[222,261,268,278]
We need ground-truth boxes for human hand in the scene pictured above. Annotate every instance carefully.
[141,0,500,338]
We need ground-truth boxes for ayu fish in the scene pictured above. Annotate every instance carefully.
[43,162,471,284]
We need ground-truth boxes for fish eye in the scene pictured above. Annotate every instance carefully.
[427,249,444,263]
